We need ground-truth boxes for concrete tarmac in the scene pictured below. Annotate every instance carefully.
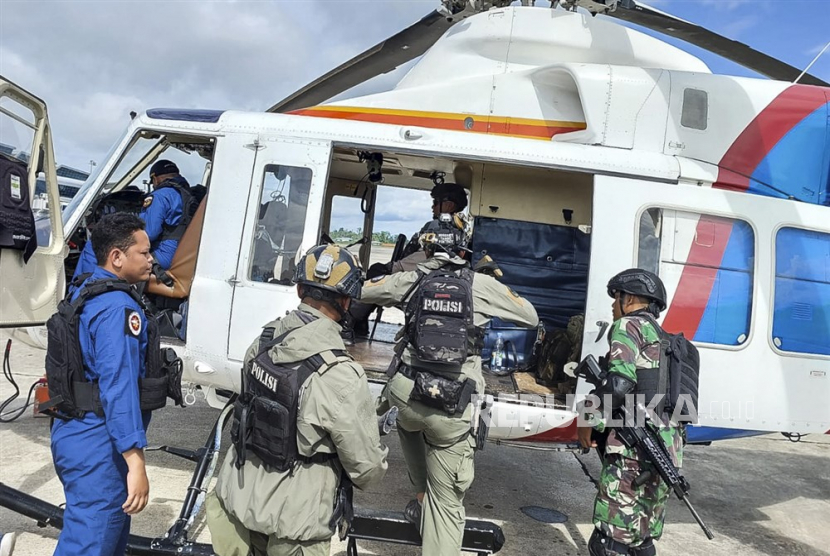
[1,330,828,555]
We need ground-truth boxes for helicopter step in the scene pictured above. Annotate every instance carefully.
[345,507,505,555]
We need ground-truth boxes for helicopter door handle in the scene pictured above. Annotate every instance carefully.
[401,128,423,141]
[594,321,609,343]
[227,275,241,286]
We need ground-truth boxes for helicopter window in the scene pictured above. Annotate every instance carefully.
[104,134,162,192]
[637,208,662,275]
[681,88,708,131]
[250,164,312,285]
[328,195,366,246]
[638,209,754,346]
[772,227,830,356]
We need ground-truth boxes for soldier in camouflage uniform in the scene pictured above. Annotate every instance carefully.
[577,269,682,556]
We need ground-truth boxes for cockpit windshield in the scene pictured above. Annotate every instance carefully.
[61,126,132,227]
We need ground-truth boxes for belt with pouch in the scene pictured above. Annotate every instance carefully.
[401,365,476,416]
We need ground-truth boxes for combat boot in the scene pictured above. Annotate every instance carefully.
[588,529,630,556]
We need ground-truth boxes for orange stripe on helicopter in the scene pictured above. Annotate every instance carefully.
[291,106,587,140]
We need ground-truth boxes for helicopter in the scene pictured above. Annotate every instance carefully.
[0,0,828,551]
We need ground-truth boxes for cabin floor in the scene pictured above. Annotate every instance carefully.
[346,320,561,400]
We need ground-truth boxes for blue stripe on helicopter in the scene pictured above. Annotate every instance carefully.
[685,425,767,444]
[747,102,830,205]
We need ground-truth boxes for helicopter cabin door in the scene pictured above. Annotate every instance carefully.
[581,175,830,436]
[0,77,66,327]
[226,136,332,363]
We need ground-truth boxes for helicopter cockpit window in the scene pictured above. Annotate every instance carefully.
[250,164,312,284]
[105,134,163,193]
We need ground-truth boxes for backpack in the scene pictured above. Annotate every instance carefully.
[661,330,701,423]
[641,314,701,423]
[404,267,476,367]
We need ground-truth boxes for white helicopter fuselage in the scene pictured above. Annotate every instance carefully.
[1,7,828,444]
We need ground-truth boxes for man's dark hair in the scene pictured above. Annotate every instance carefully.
[91,213,146,265]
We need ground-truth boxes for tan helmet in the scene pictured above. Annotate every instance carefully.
[293,244,364,300]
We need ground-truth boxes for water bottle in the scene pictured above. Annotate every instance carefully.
[491,333,505,373]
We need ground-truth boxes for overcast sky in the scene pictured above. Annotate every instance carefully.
[1,0,828,236]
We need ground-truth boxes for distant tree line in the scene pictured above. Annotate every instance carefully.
[330,227,396,244]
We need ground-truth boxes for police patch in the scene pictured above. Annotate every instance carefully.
[125,309,142,336]
[142,196,154,208]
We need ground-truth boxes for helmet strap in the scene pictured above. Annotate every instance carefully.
[302,286,348,323]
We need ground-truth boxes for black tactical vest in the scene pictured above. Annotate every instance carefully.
[155,179,197,242]
[41,277,183,420]
[404,267,480,369]
[231,324,349,472]
[0,153,36,262]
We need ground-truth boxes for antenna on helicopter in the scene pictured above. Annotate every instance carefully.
[795,41,830,84]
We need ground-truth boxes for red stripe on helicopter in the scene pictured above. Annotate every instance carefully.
[292,107,587,140]
[661,216,734,339]
[522,418,578,443]
[714,85,828,192]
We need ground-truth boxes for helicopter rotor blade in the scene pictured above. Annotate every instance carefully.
[268,9,456,114]
[604,0,828,86]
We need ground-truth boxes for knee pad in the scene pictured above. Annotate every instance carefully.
[630,538,656,556]
[588,529,630,556]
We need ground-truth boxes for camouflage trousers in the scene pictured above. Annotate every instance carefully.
[592,454,672,548]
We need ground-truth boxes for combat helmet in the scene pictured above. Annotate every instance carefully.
[418,212,472,257]
[606,268,667,313]
[431,182,468,212]
[294,244,364,303]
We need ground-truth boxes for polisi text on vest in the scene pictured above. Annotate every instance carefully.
[251,362,279,392]
[423,298,464,314]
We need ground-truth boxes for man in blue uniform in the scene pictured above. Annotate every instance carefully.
[73,159,192,280]
[51,213,154,555]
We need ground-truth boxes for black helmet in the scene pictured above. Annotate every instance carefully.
[419,213,472,256]
[294,244,364,301]
[431,182,468,212]
[607,268,667,313]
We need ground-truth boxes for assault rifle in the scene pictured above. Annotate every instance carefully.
[574,355,714,540]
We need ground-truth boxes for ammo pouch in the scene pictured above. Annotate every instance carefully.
[409,370,476,415]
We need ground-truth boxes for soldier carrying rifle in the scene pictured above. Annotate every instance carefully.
[576,269,709,556]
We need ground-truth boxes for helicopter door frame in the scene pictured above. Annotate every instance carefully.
[226,136,333,363]
[580,175,830,435]
[0,77,65,328]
